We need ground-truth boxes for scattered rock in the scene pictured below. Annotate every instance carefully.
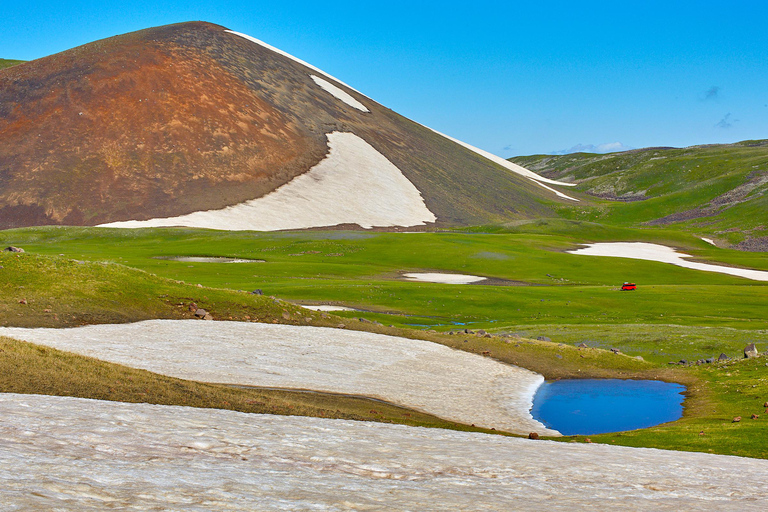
[699,431,705,436]
[611,348,621,354]
[679,359,688,365]
[483,334,492,338]
[481,351,491,356]
[196,284,203,288]
[744,343,759,359]
[578,342,588,348]
[203,313,213,321]
[585,438,592,443]
[358,317,370,323]
[634,356,644,362]
[188,303,198,312]
[537,336,551,342]
[718,353,729,361]
[528,432,539,440]
[4,246,24,253]
[251,289,263,295]
[751,414,759,419]
[282,312,291,321]
[194,308,208,318]
[733,416,742,423]
[18,299,27,305]
[763,402,768,408]
[555,354,563,359]
[477,330,486,336]
[705,358,714,364]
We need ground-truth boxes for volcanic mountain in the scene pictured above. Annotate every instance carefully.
[0,22,578,231]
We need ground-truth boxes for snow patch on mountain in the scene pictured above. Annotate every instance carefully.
[99,132,436,231]
[311,75,369,112]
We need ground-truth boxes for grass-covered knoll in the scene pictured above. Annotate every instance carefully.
[0,59,24,70]
[510,140,768,247]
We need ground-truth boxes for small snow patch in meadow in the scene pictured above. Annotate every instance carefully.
[403,272,487,284]
[99,132,436,231]
[153,256,265,263]
[568,242,768,281]
[311,75,369,112]
[298,304,359,312]
[2,394,767,511]
[0,320,553,435]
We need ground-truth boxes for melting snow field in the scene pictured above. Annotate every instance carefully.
[0,320,554,435]
[568,242,768,282]
[311,75,369,112]
[403,272,487,284]
[99,132,436,231]
[1,394,767,511]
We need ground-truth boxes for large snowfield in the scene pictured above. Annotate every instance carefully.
[0,320,555,435]
[99,132,437,231]
[1,394,767,511]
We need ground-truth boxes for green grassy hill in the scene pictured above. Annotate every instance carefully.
[510,140,768,249]
[0,59,24,70]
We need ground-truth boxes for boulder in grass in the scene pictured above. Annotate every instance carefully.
[537,336,551,342]
[578,342,588,348]
[744,343,759,359]
[718,353,729,361]
[733,416,742,423]
[4,246,24,253]
[194,308,208,318]
[528,432,539,440]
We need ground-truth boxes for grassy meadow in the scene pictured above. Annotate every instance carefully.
[1,221,767,458]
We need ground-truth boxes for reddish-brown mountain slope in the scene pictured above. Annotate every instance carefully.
[0,22,580,229]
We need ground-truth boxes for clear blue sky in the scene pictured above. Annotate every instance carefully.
[3,1,767,156]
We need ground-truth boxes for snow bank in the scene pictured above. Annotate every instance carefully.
[568,242,768,281]
[1,394,766,511]
[311,75,369,112]
[403,272,486,284]
[0,320,553,435]
[99,132,436,231]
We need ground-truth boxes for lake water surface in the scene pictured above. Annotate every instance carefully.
[531,379,685,435]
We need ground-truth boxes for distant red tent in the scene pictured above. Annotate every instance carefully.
[621,282,636,291]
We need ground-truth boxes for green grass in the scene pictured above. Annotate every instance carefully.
[2,225,768,458]
[0,58,24,70]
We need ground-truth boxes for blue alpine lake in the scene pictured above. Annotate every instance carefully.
[531,379,686,435]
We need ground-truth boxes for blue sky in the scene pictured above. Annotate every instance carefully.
[3,1,767,156]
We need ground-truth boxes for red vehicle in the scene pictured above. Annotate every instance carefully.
[621,282,637,291]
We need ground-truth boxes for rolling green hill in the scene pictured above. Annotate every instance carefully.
[0,59,24,70]
[510,140,768,249]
